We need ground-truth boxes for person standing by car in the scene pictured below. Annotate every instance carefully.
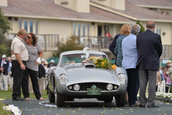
[38,60,46,95]
[0,55,9,91]
[109,34,120,56]
[22,32,43,100]
[114,24,130,66]
[137,21,162,107]
[122,24,140,106]
[11,29,28,101]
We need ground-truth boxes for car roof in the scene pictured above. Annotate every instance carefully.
[60,50,107,56]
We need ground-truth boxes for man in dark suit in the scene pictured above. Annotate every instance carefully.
[137,21,162,108]
[0,55,9,91]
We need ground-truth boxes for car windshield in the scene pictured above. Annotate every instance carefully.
[61,53,86,67]
[60,53,107,67]
[89,53,107,59]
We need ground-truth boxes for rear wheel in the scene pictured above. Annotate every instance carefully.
[115,93,126,107]
[55,91,65,107]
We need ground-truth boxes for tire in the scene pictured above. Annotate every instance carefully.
[104,96,113,103]
[66,97,74,101]
[48,88,55,103]
[55,91,65,107]
[115,93,126,107]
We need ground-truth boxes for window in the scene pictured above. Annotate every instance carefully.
[35,21,38,34]
[87,24,90,36]
[30,21,33,33]
[19,20,38,34]
[82,24,85,36]
[73,23,76,35]
[77,24,81,36]
[18,19,22,29]
[155,28,161,35]
[24,21,28,31]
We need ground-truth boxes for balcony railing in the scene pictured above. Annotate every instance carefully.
[7,33,59,51]
[6,33,172,59]
[78,36,113,51]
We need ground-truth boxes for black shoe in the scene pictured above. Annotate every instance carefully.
[12,97,25,101]
[147,105,159,108]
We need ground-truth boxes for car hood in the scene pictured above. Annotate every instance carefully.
[66,67,119,85]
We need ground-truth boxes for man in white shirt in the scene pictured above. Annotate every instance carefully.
[11,29,28,101]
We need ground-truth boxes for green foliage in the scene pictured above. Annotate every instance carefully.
[0,9,10,39]
[0,39,12,56]
[53,36,84,57]
[0,9,10,56]
[136,20,145,33]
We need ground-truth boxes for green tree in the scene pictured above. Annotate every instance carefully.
[0,9,10,56]
[136,20,145,33]
[53,36,84,57]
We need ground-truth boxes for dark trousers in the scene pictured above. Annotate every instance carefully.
[138,61,157,106]
[22,68,41,100]
[126,69,139,106]
[12,60,26,99]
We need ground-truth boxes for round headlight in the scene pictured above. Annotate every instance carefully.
[59,74,68,84]
[117,74,126,84]
[68,86,72,90]
[107,83,113,91]
[73,84,80,91]
[114,85,118,90]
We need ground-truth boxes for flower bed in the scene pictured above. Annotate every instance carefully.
[156,92,172,100]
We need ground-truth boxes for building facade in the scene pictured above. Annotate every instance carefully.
[0,0,172,58]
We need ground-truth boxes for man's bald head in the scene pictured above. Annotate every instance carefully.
[17,29,27,39]
[146,20,155,30]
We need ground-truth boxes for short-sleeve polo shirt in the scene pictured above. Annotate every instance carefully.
[11,36,29,61]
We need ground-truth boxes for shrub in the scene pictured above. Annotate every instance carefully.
[136,20,145,33]
[53,36,84,57]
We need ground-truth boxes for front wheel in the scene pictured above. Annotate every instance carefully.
[104,96,113,103]
[115,93,126,107]
[55,91,65,107]
[48,89,55,103]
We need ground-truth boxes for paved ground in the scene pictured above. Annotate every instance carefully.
[4,98,172,115]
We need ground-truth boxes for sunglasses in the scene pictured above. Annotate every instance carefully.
[27,36,32,39]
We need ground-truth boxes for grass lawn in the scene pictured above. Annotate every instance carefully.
[0,89,48,100]
[0,101,12,115]
[0,90,48,114]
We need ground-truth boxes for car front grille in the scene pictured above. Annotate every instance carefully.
[68,82,119,91]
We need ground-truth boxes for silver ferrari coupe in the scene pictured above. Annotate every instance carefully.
[47,49,128,107]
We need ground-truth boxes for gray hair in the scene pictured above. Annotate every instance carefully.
[130,24,141,35]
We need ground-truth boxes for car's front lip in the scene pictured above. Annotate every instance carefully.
[55,81,127,97]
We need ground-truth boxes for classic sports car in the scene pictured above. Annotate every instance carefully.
[47,49,128,107]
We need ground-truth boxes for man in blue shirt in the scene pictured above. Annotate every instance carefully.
[122,24,140,106]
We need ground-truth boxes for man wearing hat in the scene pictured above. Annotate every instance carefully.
[0,54,9,91]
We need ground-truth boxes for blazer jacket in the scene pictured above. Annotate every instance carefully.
[136,30,162,71]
